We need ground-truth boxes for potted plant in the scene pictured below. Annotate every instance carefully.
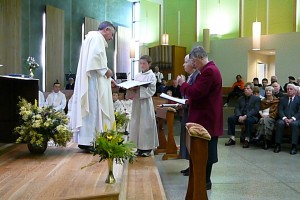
[85,123,136,184]
[14,98,72,154]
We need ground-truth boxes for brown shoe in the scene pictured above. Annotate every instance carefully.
[242,140,249,148]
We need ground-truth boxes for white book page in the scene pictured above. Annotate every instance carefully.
[159,93,187,105]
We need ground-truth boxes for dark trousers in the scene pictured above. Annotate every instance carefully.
[228,115,258,138]
[275,120,300,144]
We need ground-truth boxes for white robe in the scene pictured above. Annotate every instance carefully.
[127,70,158,150]
[45,91,66,112]
[38,91,45,108]
[113,100,125,113]
[71,31,115,146]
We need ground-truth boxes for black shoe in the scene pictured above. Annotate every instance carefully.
[273,144,281,153]
[180,167,189,174]
[206,182,212,190]
[242,140,250,148]
[225,138,236,146]
[183,171,189,176]
[290,145,297,155]
[78,145,93,153]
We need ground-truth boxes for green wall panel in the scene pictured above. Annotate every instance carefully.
[21,0,131,89]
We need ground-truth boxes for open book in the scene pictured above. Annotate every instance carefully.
[117,80,152,89]
[159,93,187,105]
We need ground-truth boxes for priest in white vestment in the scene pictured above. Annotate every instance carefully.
[126,55,158,157]
[71,21,115,150]
[45,82,67,112]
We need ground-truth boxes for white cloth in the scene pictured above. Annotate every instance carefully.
[71,31,115,146]
[121,99,133,119]
[38,91,45,107]
[45,91,66,112]
[127,70,158,150]
[113,99,125,113]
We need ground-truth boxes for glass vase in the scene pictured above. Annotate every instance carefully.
[105,158,116,184]
[29,68,34,78]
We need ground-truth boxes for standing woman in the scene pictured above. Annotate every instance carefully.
[254,86,279,149]
[126,55,158,157]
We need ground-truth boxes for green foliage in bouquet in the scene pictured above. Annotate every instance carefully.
[91,124,136,164]
[14,98,72,147]
[114,111,130,132]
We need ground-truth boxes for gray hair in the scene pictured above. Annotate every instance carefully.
[265,86,274,94]
[189,46,208,59]
[98,21,115,31]
[287,83,296,90]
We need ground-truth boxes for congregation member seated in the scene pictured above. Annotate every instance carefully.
[112,92,125,113]
[259,78,268,97]
[65,77,75,90]
[253,77,262,87]
[274,84,300,155]
[297,77,300,86]
[295,86,300,96]
[223,74,244,107]
[225,82,260,148]
[253,86,279,149]
[45,81,67,112]
[154,66,164,95]
[269,75,284,91]
[157,78,168,94]
[167,79,182,98]
[253,86,263,99]
[283,76,298,92]
[272,81,285,98]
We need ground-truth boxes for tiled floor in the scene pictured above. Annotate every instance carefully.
[155,138,300,200]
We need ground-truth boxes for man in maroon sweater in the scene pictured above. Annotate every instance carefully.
[177,46,223,190]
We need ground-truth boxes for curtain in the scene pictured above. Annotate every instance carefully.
[0,0,21,75]
[46,5,64,91]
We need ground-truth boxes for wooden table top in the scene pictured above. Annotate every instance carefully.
[0,143,126,200]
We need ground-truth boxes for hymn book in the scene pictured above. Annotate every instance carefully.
[159,93,187,105]
[117,80,152,89]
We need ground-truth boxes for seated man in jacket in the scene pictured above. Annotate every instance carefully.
[225,82,261,148]
[274,84,300,155]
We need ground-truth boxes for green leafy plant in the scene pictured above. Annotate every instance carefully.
[14,98,72,147]
[114,111,130,133]
[91,124,136,165]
